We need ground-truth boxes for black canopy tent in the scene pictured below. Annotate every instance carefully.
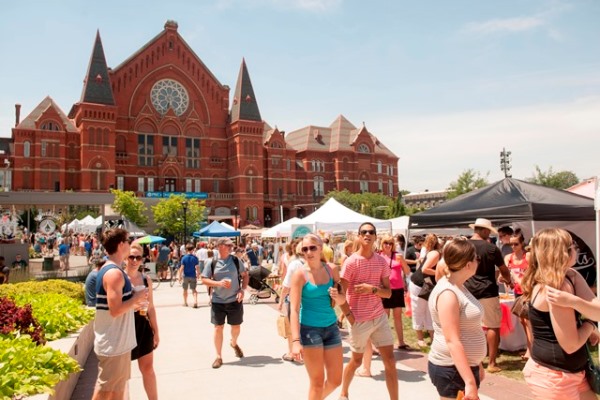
[409,178,595,229]
[409,178,597,285]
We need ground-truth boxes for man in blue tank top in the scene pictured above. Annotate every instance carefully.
[92,228,148,400]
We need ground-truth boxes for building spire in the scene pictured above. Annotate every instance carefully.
[81,30,115,105]
[230,58,261,122]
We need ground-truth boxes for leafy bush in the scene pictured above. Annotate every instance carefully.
[0,336,81,399]
[11,293,94,341]
[0,297,45,345]
[0,279,85,304]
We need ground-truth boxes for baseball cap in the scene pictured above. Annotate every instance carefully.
[216,238,234,246]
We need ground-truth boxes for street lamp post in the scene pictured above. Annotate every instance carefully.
[232,206,238,246]
[181,200,188,244]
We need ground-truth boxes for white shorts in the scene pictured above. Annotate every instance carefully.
[409,280,433,331]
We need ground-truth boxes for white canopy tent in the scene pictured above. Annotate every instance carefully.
[261,217,303,238]
[294,198,392,234]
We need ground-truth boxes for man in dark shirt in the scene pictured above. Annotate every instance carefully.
[404,236,424,273]
[11,254,27,269]
[246,243,260,270]
[464,218,513,373]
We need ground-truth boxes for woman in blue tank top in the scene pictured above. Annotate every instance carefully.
[290,233,346,400]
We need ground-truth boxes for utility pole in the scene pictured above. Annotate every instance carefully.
[500,148,512,178]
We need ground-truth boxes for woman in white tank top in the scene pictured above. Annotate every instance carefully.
[428,238,487,400]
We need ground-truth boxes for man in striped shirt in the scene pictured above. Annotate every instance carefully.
[339,222,398,400]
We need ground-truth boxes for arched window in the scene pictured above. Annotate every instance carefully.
[313,176,324,196]
[41,121,60,131]
[23,141,31,158]
[358,143,370,153]
[89,127,96,145]
[359,173,369,193]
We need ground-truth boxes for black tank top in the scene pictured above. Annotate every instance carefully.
[529,276,587,373]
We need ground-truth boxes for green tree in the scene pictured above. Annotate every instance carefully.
[447,169,489,200]
[111,189,148,226]
[527,166,579,190]
[151,194,205,240]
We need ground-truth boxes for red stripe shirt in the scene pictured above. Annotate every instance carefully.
[341,252,389,323]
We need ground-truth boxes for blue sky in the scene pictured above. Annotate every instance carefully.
[1,0,599,192]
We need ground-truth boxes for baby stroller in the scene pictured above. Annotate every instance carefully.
[248,266,280,304]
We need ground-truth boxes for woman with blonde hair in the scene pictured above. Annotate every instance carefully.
[125,242,160,400]
[379,234,411,349]
[521,228,598,399]
[290,233,345,399]
[409,233,440,347]
[428,238,486,400]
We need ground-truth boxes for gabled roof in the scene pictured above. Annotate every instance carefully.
[81,31,115,105]
[17,96,78,133]
[112,21,226,89]
[230,59,262,123]
[285,115,397,158]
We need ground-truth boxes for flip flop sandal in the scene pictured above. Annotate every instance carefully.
[282,353,294,362]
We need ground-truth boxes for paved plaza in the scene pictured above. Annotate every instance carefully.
[68,272,533,400]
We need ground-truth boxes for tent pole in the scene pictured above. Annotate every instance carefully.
[595,176,600,365]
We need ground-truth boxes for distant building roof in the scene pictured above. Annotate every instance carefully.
[16,96,78,133]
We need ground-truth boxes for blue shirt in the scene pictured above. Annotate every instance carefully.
[59,243,69,256]
[180,254,199,278]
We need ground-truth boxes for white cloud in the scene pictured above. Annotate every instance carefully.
[370,96,600,192]
[463,16,544,34]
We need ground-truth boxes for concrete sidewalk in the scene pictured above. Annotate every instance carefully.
[72,282,529,399]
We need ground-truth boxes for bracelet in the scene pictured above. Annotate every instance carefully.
[292,339,300,343]
[345,312,352,318]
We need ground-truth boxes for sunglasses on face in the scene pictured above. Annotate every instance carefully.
[383,242,393,246]
[301,245,319,253]
[128,255,143,262]
[510,243,520,247]
[360,229,376,236]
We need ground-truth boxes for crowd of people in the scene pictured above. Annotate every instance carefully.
[8,214,594,400]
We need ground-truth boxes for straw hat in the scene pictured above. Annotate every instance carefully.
[468,218,498,234]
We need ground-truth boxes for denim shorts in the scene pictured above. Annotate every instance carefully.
[300,323,342,349]
[428,362,480,398]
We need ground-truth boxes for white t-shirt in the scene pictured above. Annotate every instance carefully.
[282,258,305,288]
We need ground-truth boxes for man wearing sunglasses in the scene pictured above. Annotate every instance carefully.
[338,222,397,400]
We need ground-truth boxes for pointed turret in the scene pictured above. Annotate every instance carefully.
[81,31,115,105]
[230,59,261,122]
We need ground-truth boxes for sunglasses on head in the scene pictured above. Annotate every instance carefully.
[301,245,318,253]
[128,255,143,261]
[360,229,376,236]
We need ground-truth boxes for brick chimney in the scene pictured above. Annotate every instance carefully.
[15,104,21,127]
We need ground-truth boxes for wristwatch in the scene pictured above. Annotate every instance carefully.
[371,286,377,294]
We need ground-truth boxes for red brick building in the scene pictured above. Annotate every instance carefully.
[4,21,398,227]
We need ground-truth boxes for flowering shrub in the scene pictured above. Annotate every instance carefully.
[0,297,45,345]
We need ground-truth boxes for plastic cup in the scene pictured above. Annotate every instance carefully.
[133,285,148,315]
[223,278,232,288]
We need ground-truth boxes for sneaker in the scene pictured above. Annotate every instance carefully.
[231,342,244,358]
[338,396,349,400]
[212,357,223,369]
